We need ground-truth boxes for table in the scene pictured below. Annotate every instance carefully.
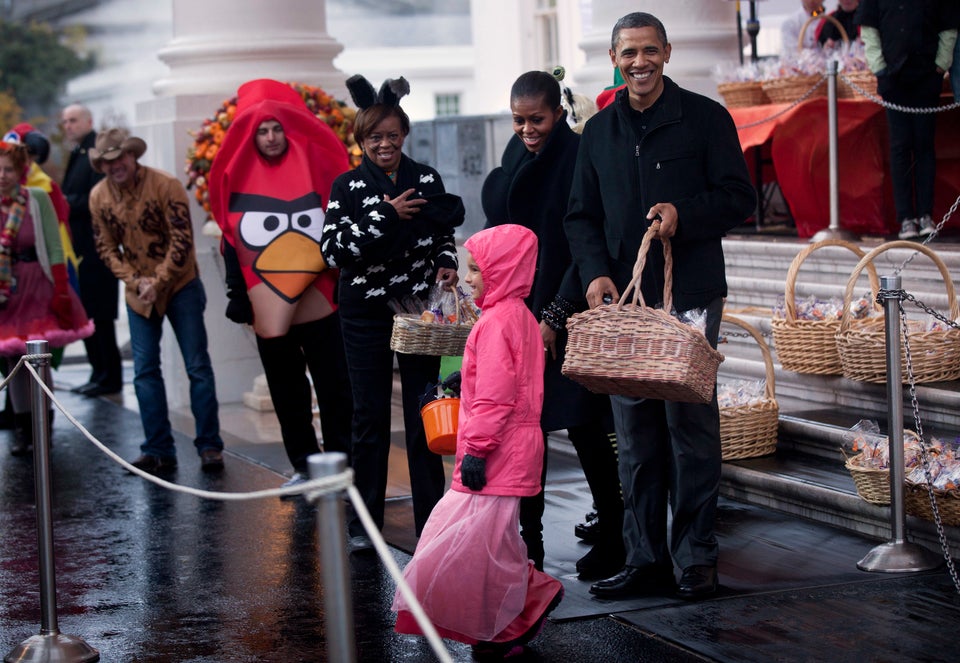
[729,97,960,238]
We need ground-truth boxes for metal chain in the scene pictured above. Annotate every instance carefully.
[876,288,960,333]
[897,300,960,593]
[840,72,960,114]
[735,75,828,130]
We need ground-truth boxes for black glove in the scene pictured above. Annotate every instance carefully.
[460,454,487,491]
[225,297,254,325]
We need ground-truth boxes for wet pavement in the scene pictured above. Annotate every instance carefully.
[1,368,958,662]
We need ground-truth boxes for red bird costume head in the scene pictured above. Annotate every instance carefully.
[209,79,350,338]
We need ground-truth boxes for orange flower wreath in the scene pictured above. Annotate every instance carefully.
[185,82,362,222]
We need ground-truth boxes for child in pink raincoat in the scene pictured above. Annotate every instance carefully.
[393,223,564,658]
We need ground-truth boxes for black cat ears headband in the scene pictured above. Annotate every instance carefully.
[345,74,410,110]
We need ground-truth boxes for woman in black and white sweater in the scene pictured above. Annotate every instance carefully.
[322,75,464,550]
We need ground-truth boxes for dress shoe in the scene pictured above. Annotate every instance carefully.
[81,382,122,397]
[347,534,374,554]
[71,382,97,394]
[677,565,718,600]
[589,565,676,599]
[574,516,601,544]
[200,449,224,472]
[576,541,626,581]
[129,453,178,474]
[279,472,307,500]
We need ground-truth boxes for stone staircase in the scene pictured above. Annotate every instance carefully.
[718,234,960,557]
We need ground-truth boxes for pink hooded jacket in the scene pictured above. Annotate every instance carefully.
[452,224,545,497]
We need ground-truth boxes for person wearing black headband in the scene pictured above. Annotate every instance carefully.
[321,75,465,552]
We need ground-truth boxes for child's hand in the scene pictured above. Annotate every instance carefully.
[460,454,487,491]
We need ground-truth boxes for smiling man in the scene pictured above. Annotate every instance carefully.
[88,128,225,475]
[564,12,755,601]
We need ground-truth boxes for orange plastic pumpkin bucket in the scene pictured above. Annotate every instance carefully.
[421,397,460,455]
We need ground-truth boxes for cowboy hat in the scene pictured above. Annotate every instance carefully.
[89,128,147,173]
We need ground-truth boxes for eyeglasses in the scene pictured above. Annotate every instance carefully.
[364,132,402,146]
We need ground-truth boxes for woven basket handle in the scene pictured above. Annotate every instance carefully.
[618,224,672,313]
[722,313,776,400]
[783,239,880,323]
[840,240,960,331]
[799,13,848,50]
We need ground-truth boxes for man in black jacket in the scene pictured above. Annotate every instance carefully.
[61,103,122,396]
[564,12,755,600]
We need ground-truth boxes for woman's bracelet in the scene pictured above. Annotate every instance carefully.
[540,296,577,332]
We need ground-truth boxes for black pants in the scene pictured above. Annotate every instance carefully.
[520,421,623,567]
[256,314,353,473]
[340,304,445,538]
[84,317,122,389]
[879,69,942,222]
[611,296,724,571]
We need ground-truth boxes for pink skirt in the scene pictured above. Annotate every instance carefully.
[392,490,563,644]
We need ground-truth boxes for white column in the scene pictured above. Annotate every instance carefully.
[137,0,345,408]
[577,0,741,102]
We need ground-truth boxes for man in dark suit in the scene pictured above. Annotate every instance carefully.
[61,103,122,396]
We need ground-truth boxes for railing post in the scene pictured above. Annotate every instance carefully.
[857,277,941,572]
[812,58,859,243]
[4,340,99,663]
[308,452,356,663]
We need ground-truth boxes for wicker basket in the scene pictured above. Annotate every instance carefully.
[760,14,847,105]
[843,451,890,505]
[717,81,769,108]
[719,314,779,461]
[761,74,827,104]
[562,226,724,403]
[905,482,960,527]
[836,241,960,384]
[839,69,879,100]
[389,289,477,356]
[771,239,880,375]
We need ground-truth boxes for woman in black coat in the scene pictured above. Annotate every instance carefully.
[481,70,623,579]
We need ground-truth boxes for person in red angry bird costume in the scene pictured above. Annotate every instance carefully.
[208,78,354,490]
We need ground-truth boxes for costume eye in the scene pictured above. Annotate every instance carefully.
[239,211,290,248]
[290,207,325,242]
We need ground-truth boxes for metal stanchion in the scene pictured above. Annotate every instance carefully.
[308,452,356,663]
[812,59,860,243]
[858,277,942,572]
[5,340,100,663]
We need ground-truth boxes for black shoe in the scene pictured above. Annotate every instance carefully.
[200,449,224,472]
[129,453,178,474]
[677,565,718,600]
[347,535,374,554]
[576,542,626,581]
[71,382,97,394]
[574,516,601,544]
[82,382,122,397]
[10,438,31,457]
[589,565,675,599]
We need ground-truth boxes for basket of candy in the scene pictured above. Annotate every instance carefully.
[904,435,960,526]
[841,421,923,506]
[563,226,724,404]
[771,239,880,375]
[714,62,770,108]
[761,14,847,104]
[389,285,479,357]
[836,241,960,384]
[718,314,779,460]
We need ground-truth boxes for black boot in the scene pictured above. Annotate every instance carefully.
[10,413,32,457]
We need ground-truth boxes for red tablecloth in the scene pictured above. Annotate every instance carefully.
[729,97,960,237]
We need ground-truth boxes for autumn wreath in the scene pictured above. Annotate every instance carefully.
[185,82,362,222]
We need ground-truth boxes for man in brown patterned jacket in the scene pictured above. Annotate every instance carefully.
[89,128,225,474]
